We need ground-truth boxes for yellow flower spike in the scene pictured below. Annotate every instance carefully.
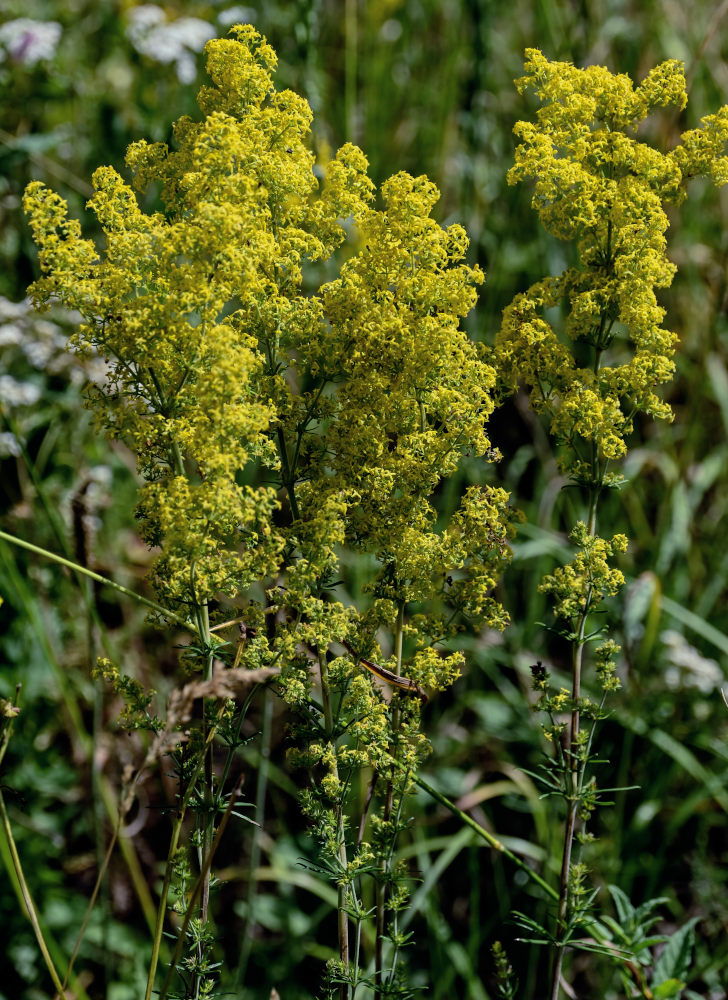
[23,24,377,610]
[497,50,728,482]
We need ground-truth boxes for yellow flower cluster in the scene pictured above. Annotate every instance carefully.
[315,173,516,627]
[22,33,523,913]
[539,522,628,623]
[496,50,728,480]
[23,25,373,608]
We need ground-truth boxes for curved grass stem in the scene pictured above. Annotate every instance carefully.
[0,529,197,634]
[0,790,66,998]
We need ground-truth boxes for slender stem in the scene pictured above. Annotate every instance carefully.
[0,529,197,634]
[145,814,184,1000]
[62,800,122,991]
[235,687,273,988]
[158,775,244,1000]
[549,483,600,1000]
[0,790,66,997]
[375,603,404,997]
[345,0,358,144]
[320,649,349,997]
[143,721,219,1000]
[290,380,328,478]
[191,601,215,998]
[548,325,607,1000]
[0,689,68,995]
[411,773,558,900]
[385,775,409,989]
[352,879,363,998]
[276,426,301,521]
[61,759,154,993]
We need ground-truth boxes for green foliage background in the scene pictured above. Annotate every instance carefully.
[1,1,728,998]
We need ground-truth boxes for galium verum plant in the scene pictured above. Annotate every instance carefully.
[21,24,515,998]
[495,49,728,999]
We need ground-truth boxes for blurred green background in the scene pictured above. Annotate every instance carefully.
[2,1,728,998]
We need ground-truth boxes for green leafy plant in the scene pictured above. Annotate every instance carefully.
[4,17,728,1000]
[495,48,728,999]
[12,23,517,999]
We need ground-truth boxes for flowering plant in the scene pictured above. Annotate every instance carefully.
[20,24,515,998]
[495,48,728,1000]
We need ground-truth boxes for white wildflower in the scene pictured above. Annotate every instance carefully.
[0,375,42,407]
[217,7,255,28]
[661,629,723,693]
[126,6,216,84]
[0,432,21,457]
[0,19,62,66]
[0,323,23,347]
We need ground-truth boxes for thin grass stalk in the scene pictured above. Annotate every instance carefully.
[411,775,558,901]
[0,789,66,997]
[60,764,147,993]
[0,465,171,933]
[0,529,197,633]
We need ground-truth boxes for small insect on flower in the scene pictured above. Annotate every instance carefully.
[358,655,428,702]
[341,641,427,702]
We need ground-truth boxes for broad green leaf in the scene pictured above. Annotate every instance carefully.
[653,978,686,999]
[652,918,699,987]
[608,884,635,924]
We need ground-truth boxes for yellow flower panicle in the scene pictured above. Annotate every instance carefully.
[23,25,373,609]
[23,25,515,762]
[496,50,728,479]
[315,171,516,631]
[539,522,628,623]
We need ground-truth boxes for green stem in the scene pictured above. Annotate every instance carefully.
[352,879,363,998]
[412,773,558,901]
[193,600,215,999]
[144,814,184,1000]
[143,720,219,1000]
[375,603,404,998]
[276,426,301,521]
[235,686,273,989]
[0,789,66,997]
[0,529,197,634]
[158,774,244,1000]
[289,380,328,478]
[549,480,600,1000]
[320,649,350,998]
[345,0,358,144]
[385,772,409,989]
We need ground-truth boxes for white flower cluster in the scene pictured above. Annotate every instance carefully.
[0,297,109,456]
[0,18,62,67]
[126,5,216,84]
[661,629,723,694]
[217,7,255,28]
